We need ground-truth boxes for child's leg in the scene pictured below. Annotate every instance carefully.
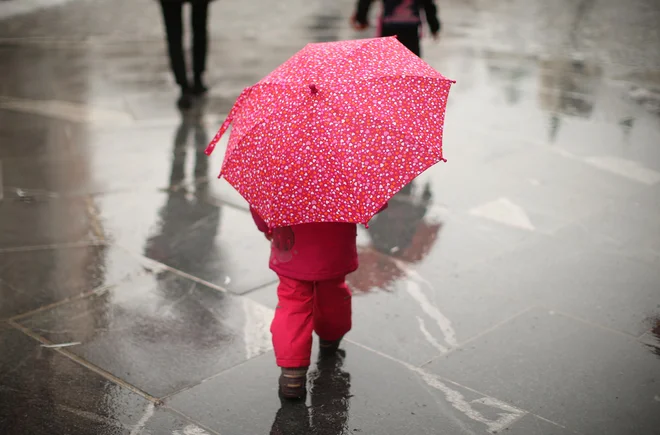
[272,275,315,368]
[313,277,352,342]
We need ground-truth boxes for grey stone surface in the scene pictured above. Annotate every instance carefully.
[0,244,143,320]
[94,190,275,293]
[1,0,659,432]
[0,196,99,249]
[18,271,273,398]
[464,209,660,337]
[424,308,660,435]
[502,414,578,435]
[169,342,537,435]
[0,327,214,435]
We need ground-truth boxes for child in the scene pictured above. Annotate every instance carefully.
[351,0,441,57]
[251,205,385,399]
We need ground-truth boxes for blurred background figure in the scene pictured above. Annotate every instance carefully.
[351,0,441,57]
[158,0,214,109]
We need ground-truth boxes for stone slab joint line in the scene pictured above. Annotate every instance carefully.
[0,240,105,254]
[418,305,537,368]
[392,258,534,362]
[347,338,582,434]
[7,319,163,405]
[549,308,643,339]
[114,243,230,294]
[0,96,135,126]
[8,282,120,323]
[158,347,276,402]
[164,407,223,435]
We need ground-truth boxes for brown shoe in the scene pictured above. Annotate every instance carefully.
[319,337,343,357]
[279,367,308,400]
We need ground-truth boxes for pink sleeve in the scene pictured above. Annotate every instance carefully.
[250,207,269,233]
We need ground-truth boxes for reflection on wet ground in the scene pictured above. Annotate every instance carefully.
[270,352,351,435]
[1,0,660,433]
[351,180,441,293]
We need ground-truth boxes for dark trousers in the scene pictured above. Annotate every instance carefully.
[381,24,421,57]
[160,1,209,88]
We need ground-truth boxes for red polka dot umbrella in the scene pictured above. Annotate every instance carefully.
[205,36,454,228]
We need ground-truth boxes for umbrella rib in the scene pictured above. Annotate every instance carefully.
[350,73,454,84]
[327,37,454,86]
[225,82,305,149]
[223,84,308,181]
[329,38,377,83]
[323,76,443,143]
[359,75,449,129]
[310,76,450,222]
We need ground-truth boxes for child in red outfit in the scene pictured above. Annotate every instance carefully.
[250,206,384,399]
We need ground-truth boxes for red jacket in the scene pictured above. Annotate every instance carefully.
[251,206,386,281]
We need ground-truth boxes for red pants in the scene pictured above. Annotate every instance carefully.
[272,275,352,368]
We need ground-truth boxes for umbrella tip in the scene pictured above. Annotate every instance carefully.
[309,84,319,95]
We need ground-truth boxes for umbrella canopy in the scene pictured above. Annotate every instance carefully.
[206,36,454,228]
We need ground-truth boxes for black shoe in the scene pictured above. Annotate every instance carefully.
[192,82,208,96]
[177,91,193,109]
[192,75,208,96]
[319,337,343,358]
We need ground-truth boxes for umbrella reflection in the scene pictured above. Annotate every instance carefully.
[350,181,443,293]
[270,351,351,435]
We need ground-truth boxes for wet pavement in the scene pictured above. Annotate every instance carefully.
[1,0,660,433]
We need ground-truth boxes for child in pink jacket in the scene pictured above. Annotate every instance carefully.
[251,205,385,399]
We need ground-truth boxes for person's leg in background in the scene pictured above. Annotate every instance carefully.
[398,25,421,57]
[160,1,192,108]
[191,0,210,95]
[314,277,352,356]
[272,275,314,399]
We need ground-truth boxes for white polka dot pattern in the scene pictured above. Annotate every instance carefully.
[205,36,455,228]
